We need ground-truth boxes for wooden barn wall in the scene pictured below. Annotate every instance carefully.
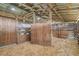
[52,23,77,39]
[0,16,17,46]
[31,23,51,46]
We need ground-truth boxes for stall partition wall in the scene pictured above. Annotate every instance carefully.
[31,23,51,46]
[0,17,17,46]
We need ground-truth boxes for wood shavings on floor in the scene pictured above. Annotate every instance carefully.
[0,37,79,56]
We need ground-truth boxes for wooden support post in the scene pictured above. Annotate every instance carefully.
[49,10,53,40]
[33,12,36,23]
[15,16,18,44]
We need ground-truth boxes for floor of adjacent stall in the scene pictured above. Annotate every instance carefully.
[0,37,79,56]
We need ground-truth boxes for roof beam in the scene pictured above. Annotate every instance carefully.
[18,3,33,11]
[48,4,65,21]
[0,11,23,20]
[57,7,79,11]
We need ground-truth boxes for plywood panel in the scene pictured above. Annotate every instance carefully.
[31,23,51,46]
[0,17,17,46]
[7,18,16,44]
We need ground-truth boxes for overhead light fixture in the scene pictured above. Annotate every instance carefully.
[37,17,41,21]
[11,7,16,11]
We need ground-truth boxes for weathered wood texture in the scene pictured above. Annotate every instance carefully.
[31,23,51,46]
[0,17,17,46]
[17,34,30,44]
[52,30,70,38]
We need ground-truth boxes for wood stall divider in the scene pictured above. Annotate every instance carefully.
[0,16,31,46]
[31,23,51,46]
[0,16,17,46]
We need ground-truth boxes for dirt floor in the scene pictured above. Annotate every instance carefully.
[0,37,79,56]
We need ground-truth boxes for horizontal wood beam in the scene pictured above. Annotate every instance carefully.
[57,7,79,11]
[18,3,33,11]
[48,4,64,21]
[0,11,23,20]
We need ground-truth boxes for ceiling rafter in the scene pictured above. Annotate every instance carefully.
[47,4,65,21]
[1,3,79,22]
[54,3,66,21]
[18,3,33,11]
[0,11,24,20]
[57,7,79,11]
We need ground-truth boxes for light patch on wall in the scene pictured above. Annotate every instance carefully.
[11,7,16,11]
